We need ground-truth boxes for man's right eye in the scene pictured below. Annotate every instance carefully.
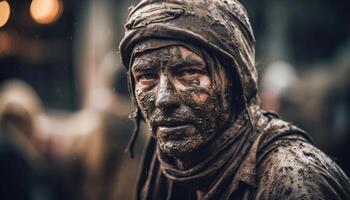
[137,73,158,85]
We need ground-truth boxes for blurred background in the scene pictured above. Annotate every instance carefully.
[0,0,349,199]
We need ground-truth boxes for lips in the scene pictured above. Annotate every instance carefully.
[156,120,187,127]
[157,124,194,141]
[150,115,197,141]
[158,124,190,130]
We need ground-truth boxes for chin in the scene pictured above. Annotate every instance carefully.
[155,124,214,157]
[157,134,208,157]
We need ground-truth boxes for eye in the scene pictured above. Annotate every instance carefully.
[136,72,158,85]
[177,67,206,81]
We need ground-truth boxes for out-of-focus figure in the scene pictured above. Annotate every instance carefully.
[36,60,137,200]
[0,79,46,165]
[0,79,58,200]
[0,77,138,200]
[260,61,297,112]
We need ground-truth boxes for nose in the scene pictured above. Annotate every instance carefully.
[155,75,180,112]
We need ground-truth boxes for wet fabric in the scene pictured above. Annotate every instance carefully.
[119,0,350,199]
[136,112,350,200]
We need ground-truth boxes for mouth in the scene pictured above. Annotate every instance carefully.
[157,124,193,141]
[158,124,190,130]
[154,120,188,127]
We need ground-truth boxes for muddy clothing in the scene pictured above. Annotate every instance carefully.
[135,111,350,200]
[119,0,350,199]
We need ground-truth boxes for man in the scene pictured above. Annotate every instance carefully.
[119,0,350,199]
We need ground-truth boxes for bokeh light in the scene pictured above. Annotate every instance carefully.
[0,1,11,28]
[30,0,63,25]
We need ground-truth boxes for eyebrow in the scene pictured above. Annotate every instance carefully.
[169,59,205,69]
[132,58,205,73]
[132,62,156,73]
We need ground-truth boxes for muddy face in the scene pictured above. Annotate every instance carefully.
[131,44,232,157]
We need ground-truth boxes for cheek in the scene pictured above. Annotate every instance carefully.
[135,87,156,119]
[176,76,212,104]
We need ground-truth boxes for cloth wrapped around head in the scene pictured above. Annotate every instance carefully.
[120,0,258,120]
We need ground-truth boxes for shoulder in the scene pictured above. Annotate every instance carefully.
[254,138,350,200]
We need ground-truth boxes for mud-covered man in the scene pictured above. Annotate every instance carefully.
[119,0,350,199]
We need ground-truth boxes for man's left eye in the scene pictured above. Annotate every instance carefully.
[177,68,204,81]
[179,69,200,79]
[181,69,197,76]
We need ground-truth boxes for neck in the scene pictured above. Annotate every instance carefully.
[173,139,222,195]
[173,122,237,170]
[174,147,211,170]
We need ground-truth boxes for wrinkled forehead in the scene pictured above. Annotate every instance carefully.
[131,39,203,64]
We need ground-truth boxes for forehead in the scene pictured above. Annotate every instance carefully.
[131,45,203,68]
